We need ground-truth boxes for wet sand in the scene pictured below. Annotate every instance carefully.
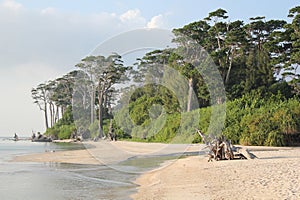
[13,141,203,165]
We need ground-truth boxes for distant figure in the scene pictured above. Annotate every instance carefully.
[13,133,19,141]
[37,132,42,139]
[32,132,36,140]
[109,128,117,141]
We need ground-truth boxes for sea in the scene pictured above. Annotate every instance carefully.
[0,137,138,200]
[0,137,204,200]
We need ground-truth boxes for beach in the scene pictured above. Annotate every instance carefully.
[132,146,300,200]
[13,141,300,200]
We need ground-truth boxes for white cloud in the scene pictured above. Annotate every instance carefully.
[147,14,166,28]
[1,0,22,11]
[41,7,57,15]
[120,9,141,22]
[119,9,146,26]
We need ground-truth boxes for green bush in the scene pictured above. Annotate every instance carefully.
[265,131,284,146]
[114,90,300,146]
[45,106,77,140]
[45,127,59,139]
[58,125,76,140]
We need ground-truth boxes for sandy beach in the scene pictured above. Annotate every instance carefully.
[132,146,300,200]
[13,141,300,200]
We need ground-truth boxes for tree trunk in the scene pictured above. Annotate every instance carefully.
[109,118,114,140]
[90,86,95,124]
[50,103,54,127]
[49,104,53,127]
[107,103,115,141]
[55,106,59,123]
[98,89,104,139]
[196,129,256,161]
[217,32,221,50]
[187,78,194,112]
[44,103,49,129]
[225,47,235,85]
[61,106,65,117]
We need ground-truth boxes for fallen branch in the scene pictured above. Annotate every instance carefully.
[196,129,256,162]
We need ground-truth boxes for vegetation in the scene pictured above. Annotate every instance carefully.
[116,92,300,146]
[45,106,76,139]
[32,7,300,145]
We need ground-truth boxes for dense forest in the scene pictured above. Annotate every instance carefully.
[32,7,300,146]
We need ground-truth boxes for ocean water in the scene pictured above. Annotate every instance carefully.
[0,138,138,200]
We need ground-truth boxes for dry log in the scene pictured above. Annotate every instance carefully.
[196,129,256,161]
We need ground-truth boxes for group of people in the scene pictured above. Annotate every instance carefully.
[31,132,43,140]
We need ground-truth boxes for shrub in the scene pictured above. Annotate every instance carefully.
[58,125,76,140]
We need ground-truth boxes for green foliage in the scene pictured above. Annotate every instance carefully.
[55,106,74,127]
[45,106,76,140]
[123,92,299,146]
[45,124,76,140]
[45,127,59,139]
[58,125,76,140]
[223,94,300,146]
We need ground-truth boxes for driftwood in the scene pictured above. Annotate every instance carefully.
[196,129,256,162]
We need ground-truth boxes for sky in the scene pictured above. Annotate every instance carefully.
[0,0,299,137]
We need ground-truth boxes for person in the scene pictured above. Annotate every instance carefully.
[37,132,42,139]
[32,132,36,140]
[14,133,19,141]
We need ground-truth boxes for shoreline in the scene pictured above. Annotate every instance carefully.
[12,141,204,165]
[12,141,300,199]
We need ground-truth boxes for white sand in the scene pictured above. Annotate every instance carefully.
[132,147,300,200]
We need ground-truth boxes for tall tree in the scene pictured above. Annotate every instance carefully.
[51,71,77,121]
[76,57,99,125]
[173,23,211,109]
[76,54,128,138]
[244,17,287,94]
[31,83,49,129]
[223,20,247,85]
[204,8,229,80]
[283,6,300,95]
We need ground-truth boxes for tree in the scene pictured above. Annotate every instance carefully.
[204,8,229,51]
[283,6,300,95]
[32,70,77,133]
[204,9,229,81]
[243,17,288,94]
[52,71,77,115]
[223,20,247,85]
[31,83,49,129]
[173,25,211,109]
[76,54,128,139]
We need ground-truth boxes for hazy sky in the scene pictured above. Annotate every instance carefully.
[0,0,298,136]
